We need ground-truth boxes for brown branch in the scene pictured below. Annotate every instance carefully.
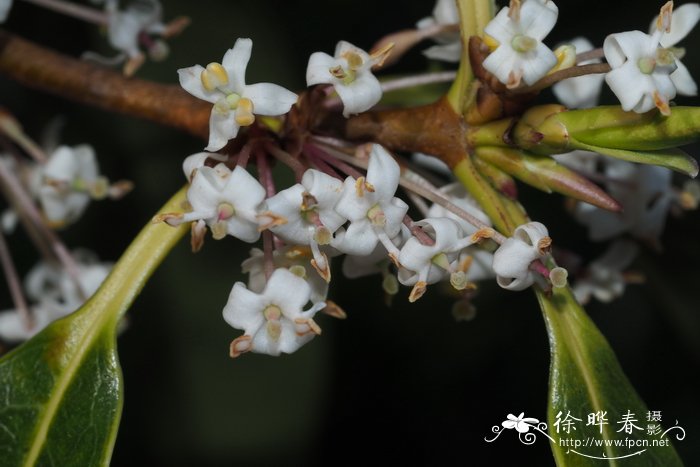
[0,30,210,139]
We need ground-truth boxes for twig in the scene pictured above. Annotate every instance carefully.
[0,230,34,330]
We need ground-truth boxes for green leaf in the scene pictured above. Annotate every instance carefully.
[537,287,685,466]
[0,187,188,467]
[571,140,699,178]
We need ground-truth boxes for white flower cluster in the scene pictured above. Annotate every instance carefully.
[0,251,112,342]
[180,38,392,151]
[2,144,129,231]
[472,0,698,115]
[162,143,560,358]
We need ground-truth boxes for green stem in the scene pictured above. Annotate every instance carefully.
[447,0,495,114]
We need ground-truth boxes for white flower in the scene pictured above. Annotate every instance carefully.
[574,159,674,243]
[572,240,638,304]
[241,247,329,304]
[649,2,700,96]
[181,151,226,182]
[333,145,409,257]
[492,221,550,290]
[552,37,605,108]
[306,41,386,117]
[172,163,266,242]
[179,38,298,151]
[0,251,112,343]
[35,145,105,227]
[483,0,559,88]
[0,0,13,23]
[604,31,677,115]
[264,169,345,280]
[223,268,325,357]
[416,0,461,62]
[106,0,167,60]
[398,217,480,301]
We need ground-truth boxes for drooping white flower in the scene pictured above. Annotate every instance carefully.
[167,163,266,243]
[179,38,298,151]
[333,145,409,258]
[650,2,700,96]
[242,247,329,304]
[572,240,638,304]
[106,0,167,60]
[483,0,559,88]
[398,217,483,301]
[223,268,325,357]
[0,0,12,23]
[35,145,106,227]
[306,41,389,117]
[264,169,345,281]
[416,0,461,62]
[574,159,674,243]
[492,221,551,291]
[552,37,605,108]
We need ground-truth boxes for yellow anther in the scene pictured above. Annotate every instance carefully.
[355,177,366,197]
[201,62,229,91]
[537,236,552,255]
[370,42,395,68]
[343,51,364,70]
[234,98,255,126]
[547,45,576,75]
[409,281,428,303]
[483,34,500,52]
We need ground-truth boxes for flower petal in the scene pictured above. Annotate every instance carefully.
[366,145,400,201]
[206,109,239,152]
[222,38,252,93]
[178,66,220,103]
[222,281,266,334]
[306,52,338,86]
[654,3,700,47]
[242,82,298,116]
[335,71,382,117]
[671,60,698,96]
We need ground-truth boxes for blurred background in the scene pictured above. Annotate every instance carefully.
[1,0,699,465]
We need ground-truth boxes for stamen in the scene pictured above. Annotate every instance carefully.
[229,335,252,358]
[235,98,255,126]
[537,236,552,255]
[508,0,522,22]
[190,219,206,253]
[653,91,671,116]
[657,1,673,33]
[201,62,229,91]
[409,281,427,302]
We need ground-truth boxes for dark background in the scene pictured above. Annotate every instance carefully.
[2,0,699,465]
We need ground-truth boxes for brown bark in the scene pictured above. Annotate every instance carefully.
[0,30,210,139]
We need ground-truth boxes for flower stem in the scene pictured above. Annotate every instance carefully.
[0,230,34,331]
